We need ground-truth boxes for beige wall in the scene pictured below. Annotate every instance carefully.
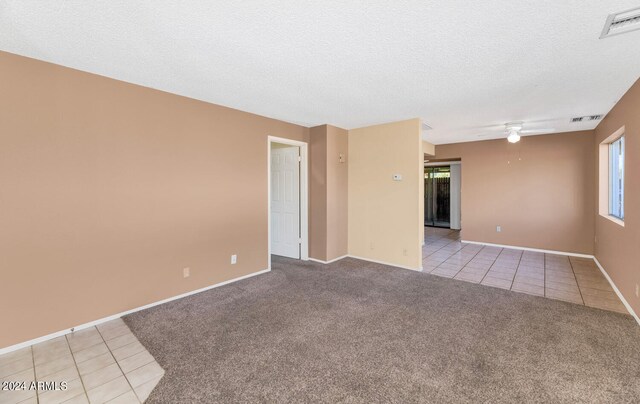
[594,78,640,316]
[309,125,348,262]
[348,119,423,270]
[423,140,435,156]
[0,51,310,348]
[435,131,595,254]
[420,139,434,245]
[309,126,328,260]
[325,125,349,260]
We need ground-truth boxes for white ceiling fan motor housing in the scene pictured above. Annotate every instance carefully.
[506,122,523,143]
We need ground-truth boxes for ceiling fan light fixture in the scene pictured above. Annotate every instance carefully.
[507,131,521,143]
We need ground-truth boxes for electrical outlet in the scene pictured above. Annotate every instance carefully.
[231,254,237,265]
[496,226,502,233]
[183,267,190,278]
[635,283,639,298]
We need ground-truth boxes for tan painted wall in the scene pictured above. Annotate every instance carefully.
[348,119,423,270]
[420,139,433,245]
[0,51,310,348]
[309,126,328,260]
[435,131,595,254]
[325,125,349,260]
[594,78,640,316]
[423,140,435,156]
[309,125,348,261]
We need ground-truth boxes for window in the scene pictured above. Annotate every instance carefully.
[599,127,625,226]
[608,136,625,220]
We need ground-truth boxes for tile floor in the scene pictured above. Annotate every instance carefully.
[423,227,629,314]
[0,319,163,404]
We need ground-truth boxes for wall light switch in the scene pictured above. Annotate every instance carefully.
[635,283,639,298]
[339,153,345,163]
[231,254,237,265]
[496,226,502,233]
[183,267,190,278]
[393,174,403,181]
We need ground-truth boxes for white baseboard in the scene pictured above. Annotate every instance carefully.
[347,255,422,272]
[0,268,271,355]
[309,255,349,265]
[461,240,593,258]
[593,258,640,326]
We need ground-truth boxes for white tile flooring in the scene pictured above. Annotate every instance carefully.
[423,227,629,314]
[0,319,163,404]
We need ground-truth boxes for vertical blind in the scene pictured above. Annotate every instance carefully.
[609,135,625,220]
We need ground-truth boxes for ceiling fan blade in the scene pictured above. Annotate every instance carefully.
[466,119,562,133]
[475,132,504,138]
[467,125,505,131]
[520,128,556,134]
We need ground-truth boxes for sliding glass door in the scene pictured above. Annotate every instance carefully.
[425,166,451,228]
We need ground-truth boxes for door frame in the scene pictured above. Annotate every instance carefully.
[424,161,461,167]
[424,161,461,229]
[267,136,309,268]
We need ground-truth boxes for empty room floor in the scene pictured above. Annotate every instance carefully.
[422,227,628,314]
[2,256,639,402]
[81,258,640,401]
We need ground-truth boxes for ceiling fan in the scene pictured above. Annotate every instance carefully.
[473,121,556,143]
[506,122,524,143]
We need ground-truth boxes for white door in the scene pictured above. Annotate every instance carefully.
[271,146,300,258]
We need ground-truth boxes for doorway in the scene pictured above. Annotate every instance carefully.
[268,136,309,266]
[424,163,461,229]
[425,166,451,228]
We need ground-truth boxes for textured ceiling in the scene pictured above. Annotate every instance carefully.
[1,1,639,144]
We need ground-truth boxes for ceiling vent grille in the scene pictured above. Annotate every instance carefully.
[601,7,640,38]
[571,115,603,123]
[422,122,433,131]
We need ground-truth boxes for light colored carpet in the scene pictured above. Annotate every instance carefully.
[125,257,640,403]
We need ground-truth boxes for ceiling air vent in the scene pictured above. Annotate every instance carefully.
[422,122,433,131]
[571,115,603,123]
[600,7,640,38]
